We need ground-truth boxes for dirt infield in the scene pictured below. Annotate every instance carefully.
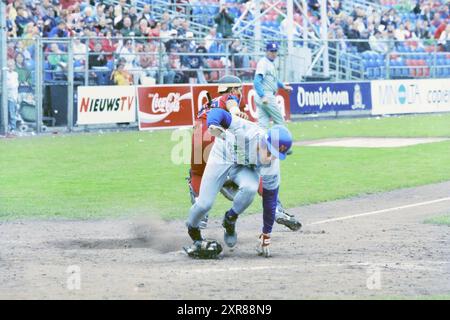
[1,181,449,299]
[294,137,450,148]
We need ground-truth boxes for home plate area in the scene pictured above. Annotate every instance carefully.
[294,137,450,148]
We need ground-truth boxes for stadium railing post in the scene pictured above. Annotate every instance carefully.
[35,37,43,134]
[0,1,8,135]
[67,38,74,132]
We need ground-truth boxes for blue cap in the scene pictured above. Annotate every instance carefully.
[264,125,292,160]
[266,42,278,52]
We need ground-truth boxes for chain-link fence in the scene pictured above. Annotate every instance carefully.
[1,34,450,135]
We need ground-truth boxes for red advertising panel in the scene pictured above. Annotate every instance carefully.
[192,84,292,122]
[190,83,290,123]
[241,84,291,122]
[137,85,194,130]
[191,84,220,117]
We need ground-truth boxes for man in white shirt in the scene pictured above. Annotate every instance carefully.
[6,59,19,134]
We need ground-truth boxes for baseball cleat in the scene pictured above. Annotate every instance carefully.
[222,214,238,248]
[183,240,223,259]
[256,233,271,258]
[275,203,302,231]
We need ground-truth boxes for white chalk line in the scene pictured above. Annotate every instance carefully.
[307,196,450,226]
[189,261,450,273]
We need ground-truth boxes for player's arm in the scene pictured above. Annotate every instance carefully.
[206,107,252,137]
[277,80,293,93]
[253,74,265,98]
[206,107,232,137]
[225,96,248,120]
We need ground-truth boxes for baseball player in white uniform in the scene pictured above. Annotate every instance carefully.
[254,42,293,129]
[184,107,293,259]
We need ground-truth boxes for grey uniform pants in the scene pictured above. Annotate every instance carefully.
[255,93,284,129]
[186,160,259,229]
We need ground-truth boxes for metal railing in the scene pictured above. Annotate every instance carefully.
[1,35,450,135]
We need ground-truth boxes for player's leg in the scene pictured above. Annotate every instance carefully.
[274,198,302,231]
[255,95,271,130]
[186,161,230,230]
[265,94,284,126]
[188,117,214,227]
[184,161,230,259]
[221,166,259,247]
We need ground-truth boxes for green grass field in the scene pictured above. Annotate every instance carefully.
[424,214,450,226]
[1,113,450,221]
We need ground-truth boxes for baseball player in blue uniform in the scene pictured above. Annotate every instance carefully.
[184,108,293,259]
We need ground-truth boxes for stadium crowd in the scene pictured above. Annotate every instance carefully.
[3,0,450,88]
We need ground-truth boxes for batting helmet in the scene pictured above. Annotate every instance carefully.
[265,125,293,160]
[217,75,242,93]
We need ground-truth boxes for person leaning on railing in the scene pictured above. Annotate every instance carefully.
[110,58,133,85]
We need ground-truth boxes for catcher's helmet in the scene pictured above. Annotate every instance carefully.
[265,125,293,160]
[217,75,242,93]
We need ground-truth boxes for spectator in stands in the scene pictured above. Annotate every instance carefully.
[138,42,158,80]
[72,31,89,73]
[14,40,32,63]
[431,12,443,28]
[149,20,160,38]
[111,58,133,85]
[160,12,172,29]
[89,41,108,69]
[117,39,136,71]
[414,19,432,40]
[89,41,109,84]
[119,16,134,36]
[369,30,388,55]
[134,18,151,41]
[204,27,218,51]
[434,22,447,40]
[438,24,450,51]
[159,22,174,42]
[138,4,154,24]
[48,19,69,38]
[177,19,190,37]
[308,0,320,17]
[47,43,68,72]
[6,59,19,134]
[15,6,33,37]
[214,4,234,38]
[15,52,32,88]
[128,6,139,25]
[394,23,409,41]
[330,0,342,16]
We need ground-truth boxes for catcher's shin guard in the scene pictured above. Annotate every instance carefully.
[275,202,302,231]
[256,233,271,258]
[183,240,223,259]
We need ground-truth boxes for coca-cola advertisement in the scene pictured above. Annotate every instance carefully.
[241,84,291,122]
[191,84,290,123]
[137,85,195,130]
[191,85,220,117]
